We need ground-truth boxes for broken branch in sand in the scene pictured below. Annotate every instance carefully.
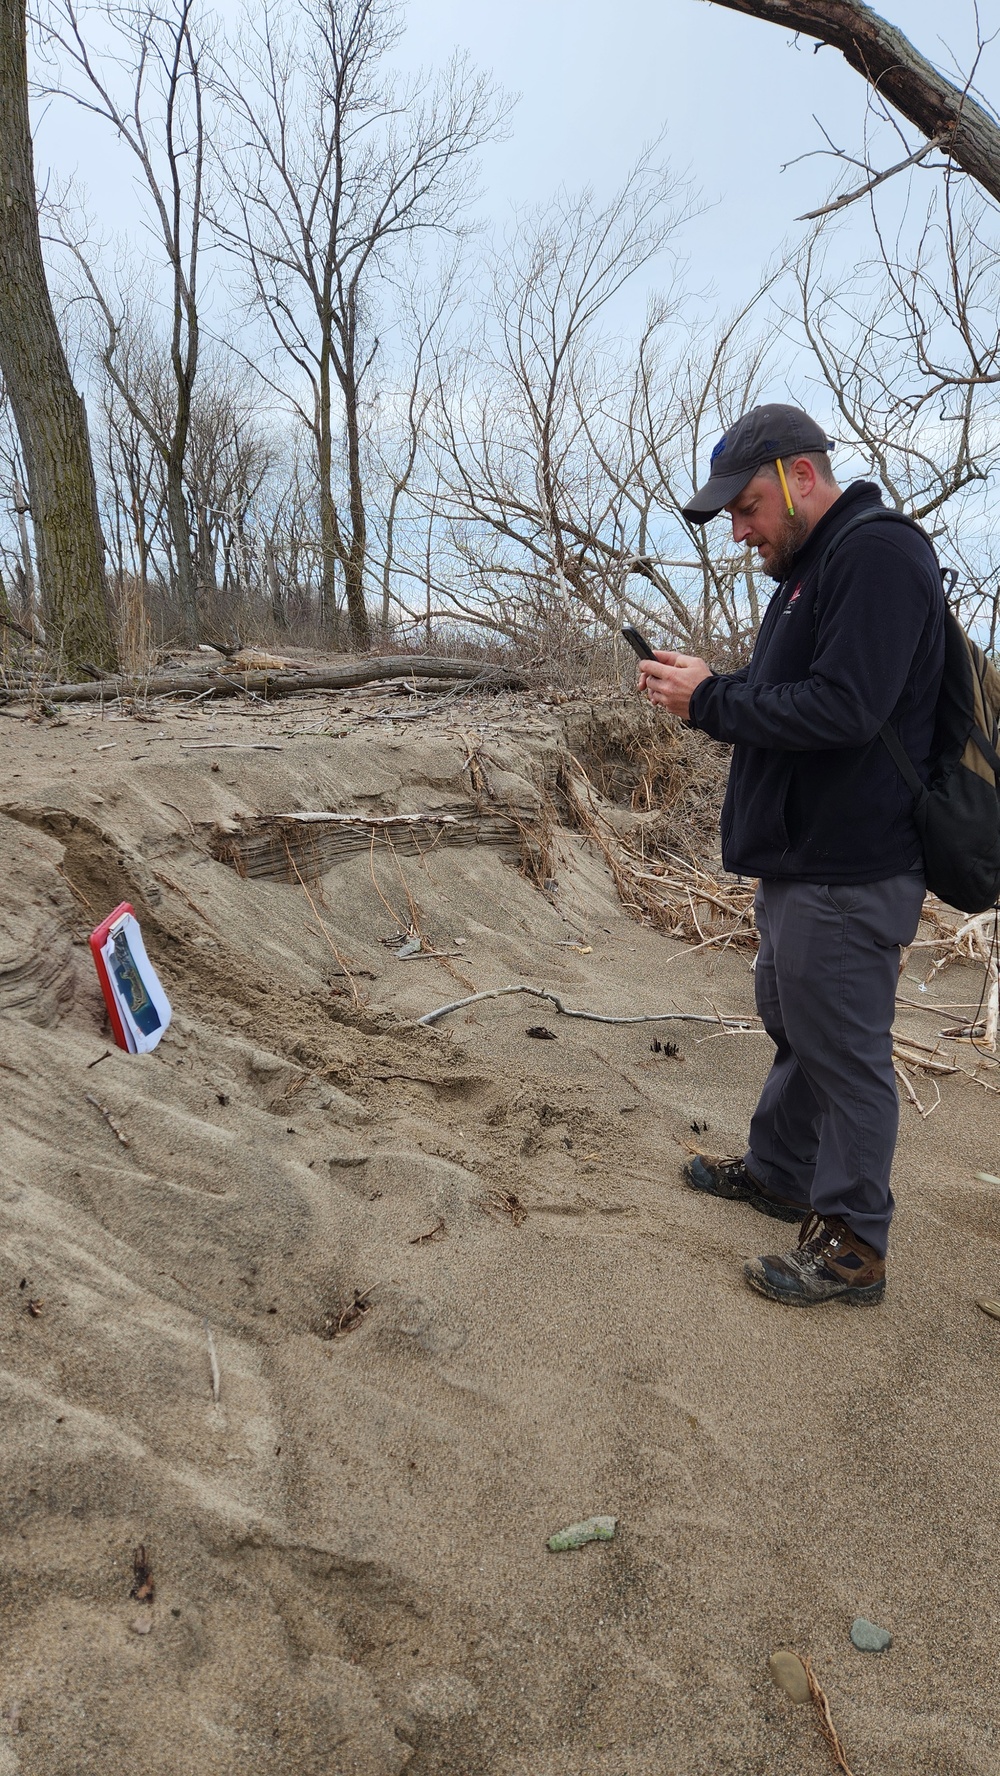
[160,799,197,835]
[417,984,760,1030]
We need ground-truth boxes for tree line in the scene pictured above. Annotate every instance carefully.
[2,0,1000,676]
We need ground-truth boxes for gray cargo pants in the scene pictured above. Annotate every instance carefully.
[745,875,926,1257]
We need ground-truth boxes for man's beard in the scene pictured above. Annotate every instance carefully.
[764,511,811,581]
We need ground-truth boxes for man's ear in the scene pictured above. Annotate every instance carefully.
[791,455,818,498]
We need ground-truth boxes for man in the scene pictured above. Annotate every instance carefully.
[639,403,945,1307]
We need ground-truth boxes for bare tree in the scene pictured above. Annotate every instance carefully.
[428,153,712,645]
[780,195,1000,637]
[705,0,1000,208]
[0,0,116,668]
[44,0,209,640]
[367,253,461,644]
[211,0,509,649]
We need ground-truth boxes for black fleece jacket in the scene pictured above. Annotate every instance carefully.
[688,482,945,883]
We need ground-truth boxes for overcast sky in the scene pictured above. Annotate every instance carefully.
[40,0,998,301]
[390,0,998,300]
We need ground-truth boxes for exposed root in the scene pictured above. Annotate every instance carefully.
[417,984,760,1030]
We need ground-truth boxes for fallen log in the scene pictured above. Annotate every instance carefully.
[0,654,528,705]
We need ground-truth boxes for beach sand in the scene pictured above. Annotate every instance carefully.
[0,682,996,1775]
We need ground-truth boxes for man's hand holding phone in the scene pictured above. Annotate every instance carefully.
[623,628,713,721]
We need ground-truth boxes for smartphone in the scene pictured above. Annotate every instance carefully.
[621,625,657,661]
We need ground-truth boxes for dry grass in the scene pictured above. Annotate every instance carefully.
[561,752,755,952]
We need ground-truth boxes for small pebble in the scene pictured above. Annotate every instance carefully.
[977,1299,1000,1321]
[767,1650,809,1704]
[850,1616,891,1653]
[130,1615,153,1636]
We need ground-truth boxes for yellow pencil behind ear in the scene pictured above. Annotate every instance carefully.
[775,456,795,517]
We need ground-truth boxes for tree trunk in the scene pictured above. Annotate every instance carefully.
[0,0,118,671]
[705,0,1000,206]
[342,362,371,650]
[166,444,199,640]
[265,539,284,628]
[316,366,341,629]
[12,476,33,622]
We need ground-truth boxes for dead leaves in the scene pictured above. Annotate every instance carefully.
[479,1189,527,1227]
[320,1286,376,1339]
[130,1544,154,1604]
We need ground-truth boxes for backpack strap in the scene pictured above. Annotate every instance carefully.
[816,506,935,599]
[972,728,1000,776]
[817,507,944,793]
[878,720,926,801]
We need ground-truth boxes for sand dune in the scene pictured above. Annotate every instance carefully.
[0,687,996,1775]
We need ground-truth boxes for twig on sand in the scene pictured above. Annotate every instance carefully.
[160,799,197,836]
[893,1061,926,1115]
[56,861,94,913]
[203,1318,221,1405]
[85,1092,129,1146]
[152,868,217,929]
[416,983,760,1031]
[409,1219,446,1244]
[283,843,361,1009]
[802,1657,856,1775]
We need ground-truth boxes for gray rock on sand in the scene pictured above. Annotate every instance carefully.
[767,1650,810,1704]
[546,1515,617,1552]
[850,1616,892,1652]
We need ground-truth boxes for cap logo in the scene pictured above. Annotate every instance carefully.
[710,434,727,463]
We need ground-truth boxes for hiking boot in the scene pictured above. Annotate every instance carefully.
[744,1213,886,1307]
[684,1154,805,1224]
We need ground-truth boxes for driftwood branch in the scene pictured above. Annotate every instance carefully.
[0,655,529,706]
[704,0,1000,206]
[416,983,760,1030]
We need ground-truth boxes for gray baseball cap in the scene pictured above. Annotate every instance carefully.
[682,403,834,522]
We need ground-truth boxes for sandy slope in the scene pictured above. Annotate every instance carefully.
[0,685,997,1776]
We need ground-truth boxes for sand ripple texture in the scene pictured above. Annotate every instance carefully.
[0,694,996,1776]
